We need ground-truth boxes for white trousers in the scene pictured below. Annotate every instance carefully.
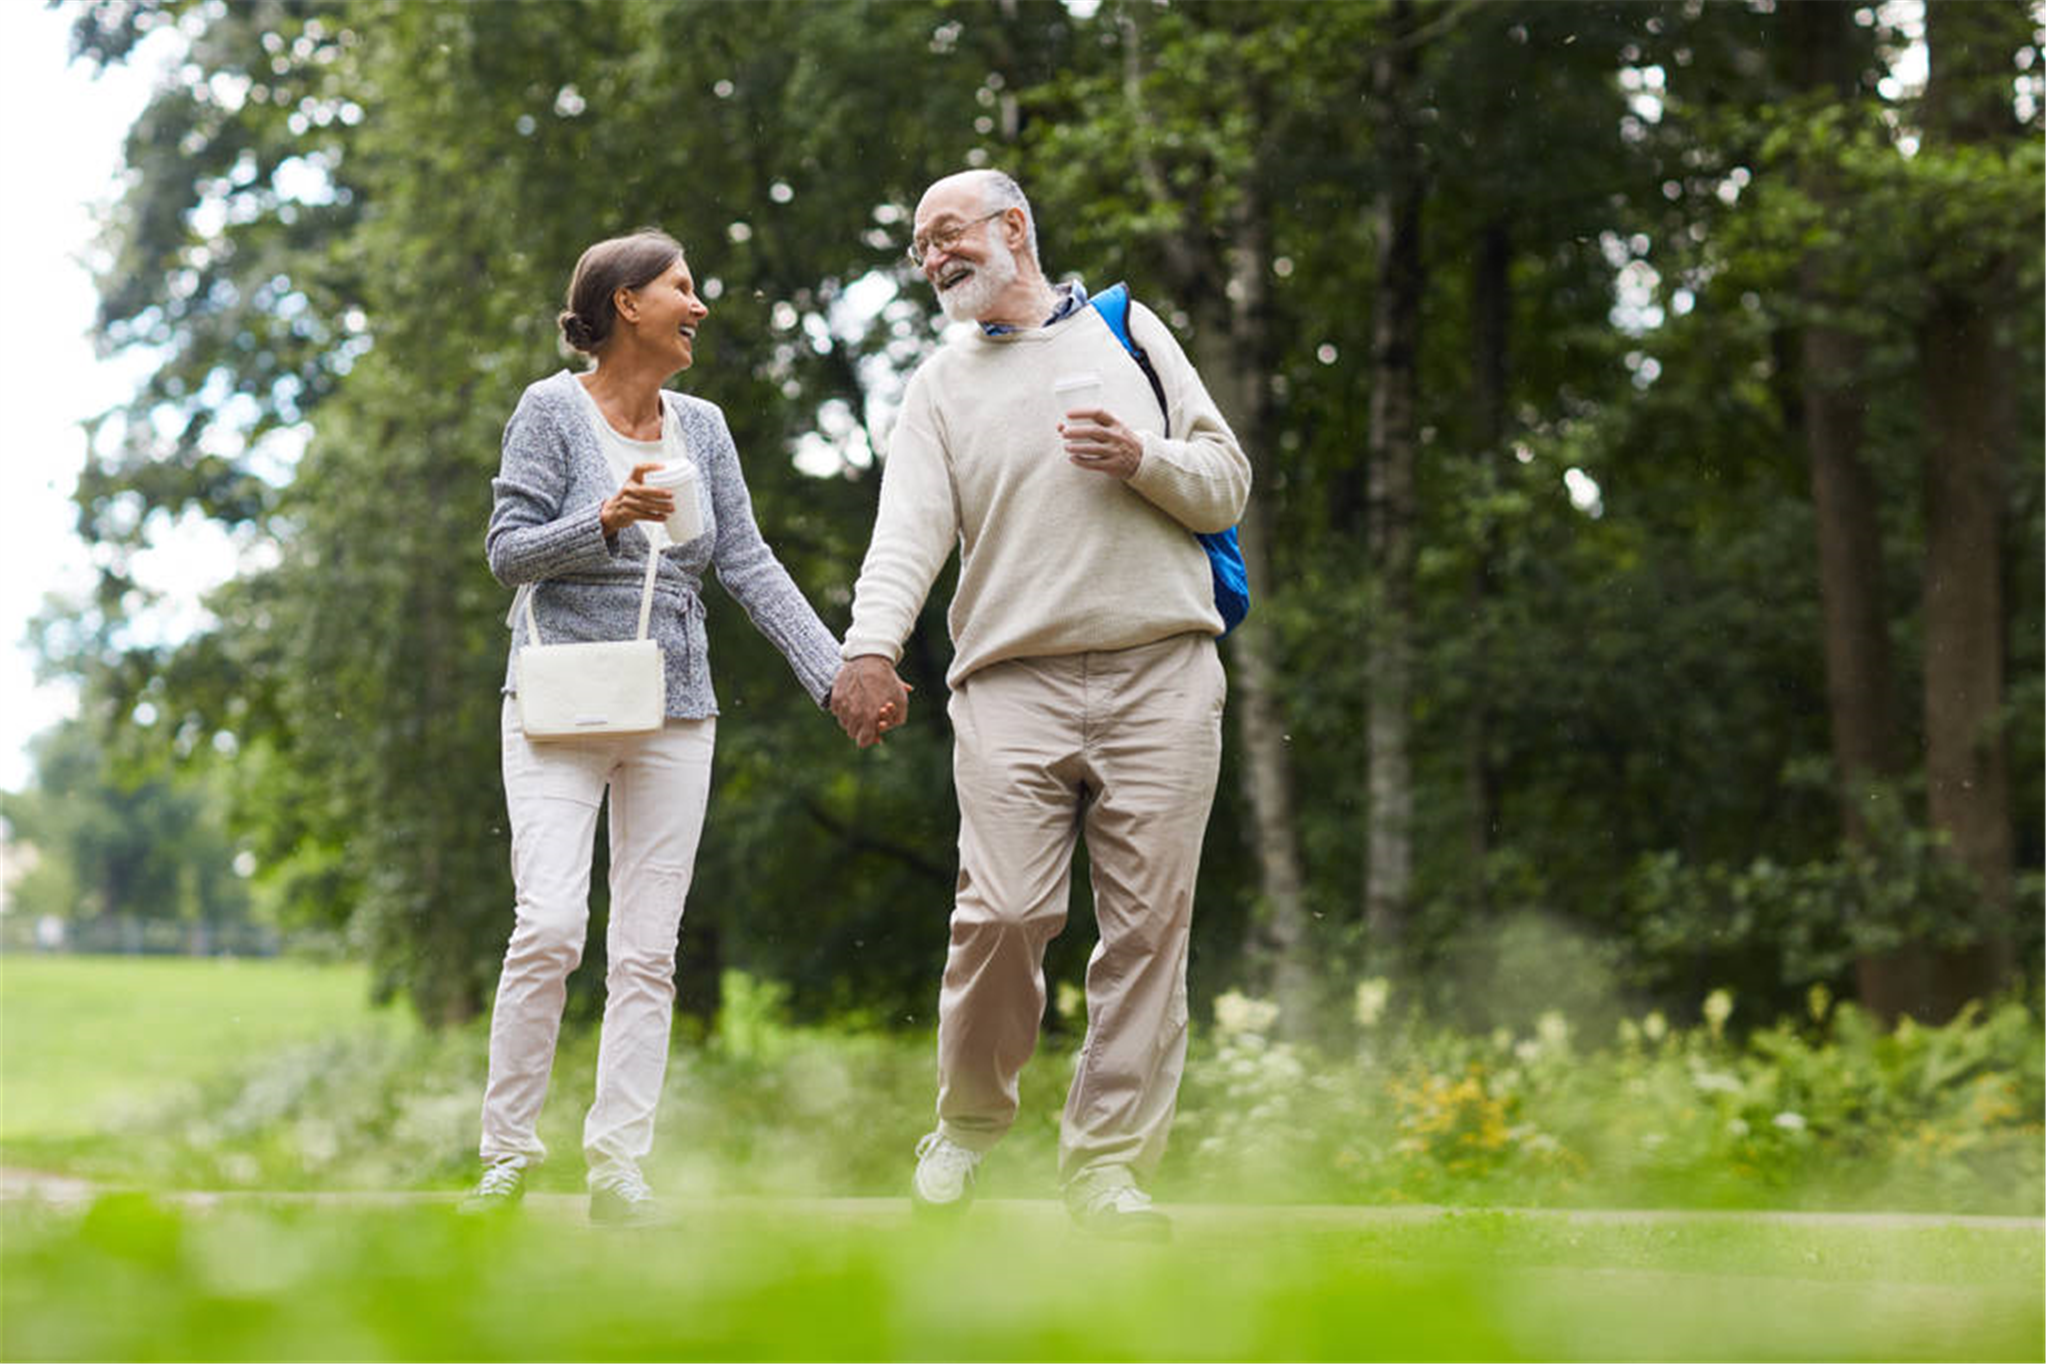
[479,698,714,1178]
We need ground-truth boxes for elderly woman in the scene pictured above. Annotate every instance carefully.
[463,228,847,1224]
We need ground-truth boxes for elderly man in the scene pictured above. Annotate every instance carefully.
[830,169,1249,1238]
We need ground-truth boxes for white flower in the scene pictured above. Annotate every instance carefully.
[1214,990,1280,1038]
[1692,1070,1742,1094]
[1641,1011,1669,1043]
[1536,1010,1571,1051]
[1726,1118,1750,1138]
[1353,978,1391,1030]
[1772,1111,1807,1132]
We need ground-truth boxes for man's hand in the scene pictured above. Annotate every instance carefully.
[830,655,913,748]
[1059,408,1144,481]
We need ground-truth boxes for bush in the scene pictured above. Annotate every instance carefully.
[1174,982,2042,1213]
[28,972,2040,1215]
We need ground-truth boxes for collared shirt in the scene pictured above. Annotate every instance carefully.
[980,279,1090,336]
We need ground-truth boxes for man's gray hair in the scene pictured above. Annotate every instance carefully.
[974,170,1041,268]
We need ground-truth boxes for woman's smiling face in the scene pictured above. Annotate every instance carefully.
[620,257,710,370]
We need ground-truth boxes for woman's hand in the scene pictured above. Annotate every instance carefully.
[599,461,676,535]
[830,656,912,748]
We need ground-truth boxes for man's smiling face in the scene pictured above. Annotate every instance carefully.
[913,184,1018,324]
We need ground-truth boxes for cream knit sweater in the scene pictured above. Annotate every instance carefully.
[843,300,1251,686]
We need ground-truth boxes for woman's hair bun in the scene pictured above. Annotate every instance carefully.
[559,309,601,353]
[560,229,683,359]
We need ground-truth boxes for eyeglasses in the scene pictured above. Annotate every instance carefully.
[907,210,1006,266]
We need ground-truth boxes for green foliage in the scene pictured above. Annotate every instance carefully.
[46,0,2046,1025]
[8,1196,2039,1363]
[1624,788,2027,989]
[1176,984,2042,1215]
[0,718,249,935]
[2,955,2041,1360]
[8,958,2035,1218]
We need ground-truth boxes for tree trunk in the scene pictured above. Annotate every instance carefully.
[1785,0,1917,1020]
[1462,216,1510,892]
[1363,0,1425,955]
[1120,3,1311,1018]
[1204,218,1313,1025]
[1917,0,2020,1015]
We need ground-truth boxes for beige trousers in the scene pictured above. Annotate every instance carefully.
[936,631,1225,1187]
[480,699,714,1179]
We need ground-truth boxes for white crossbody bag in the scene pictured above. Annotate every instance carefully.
[515,543,666,739]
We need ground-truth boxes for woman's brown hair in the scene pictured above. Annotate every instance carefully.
[558,228,685,354]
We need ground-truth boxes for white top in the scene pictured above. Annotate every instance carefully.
[571,377,681,550]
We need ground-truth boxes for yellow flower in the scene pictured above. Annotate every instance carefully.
[1703,988,1734,1039]
[1806,982,1831,1024]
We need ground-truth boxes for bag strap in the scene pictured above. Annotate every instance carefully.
[1089,282,1171,439]
[522,532,662,646]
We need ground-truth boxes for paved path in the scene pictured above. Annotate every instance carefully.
[4,1168,2039,1230]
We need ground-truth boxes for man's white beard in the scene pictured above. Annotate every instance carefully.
[937,230,1019,323]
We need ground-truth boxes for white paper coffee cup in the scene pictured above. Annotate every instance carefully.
[1053,371,1104,419]
[642,461,704,543]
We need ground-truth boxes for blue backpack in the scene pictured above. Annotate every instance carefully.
[1087,283,1251,637]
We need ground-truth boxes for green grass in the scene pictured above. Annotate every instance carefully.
[0,954,413,1142]
[2,1198,2039,1361]
[0,955,2040,1360]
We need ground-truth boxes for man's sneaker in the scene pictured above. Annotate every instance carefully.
[456,1157,528,1215]
[1068,1180,1172,1242]
[910,1131,982,1213]
[588,1166,664,1226]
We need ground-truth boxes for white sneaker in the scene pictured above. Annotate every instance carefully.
[1068,1177,1171,1241]
[589,1165,664,1226]
[911,1131,982,1212]
[456,1157,528,1215]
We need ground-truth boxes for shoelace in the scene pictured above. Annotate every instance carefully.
[916,1133,980,1177]
[476,1159,524,1196]
[1091,1185,1154,1215]
[599,1167,654,1204]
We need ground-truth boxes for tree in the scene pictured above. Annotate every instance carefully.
[66,0,1075,1021]
[1915,0,2030,1013]
[1360,0,1425,958]
[1,716,251,951]
[58,0,2043,1031]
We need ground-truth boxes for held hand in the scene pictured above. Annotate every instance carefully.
[1059,408,1144,481]
[830,655,913,749]
[599,461,677,535]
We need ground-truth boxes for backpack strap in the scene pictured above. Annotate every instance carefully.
[1090,282,1250,637]
[1089,282,1170,438]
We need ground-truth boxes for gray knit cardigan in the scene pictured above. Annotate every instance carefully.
[487,370,841,718]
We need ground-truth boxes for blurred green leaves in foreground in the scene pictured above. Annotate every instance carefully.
[4,1196,2041,1362]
